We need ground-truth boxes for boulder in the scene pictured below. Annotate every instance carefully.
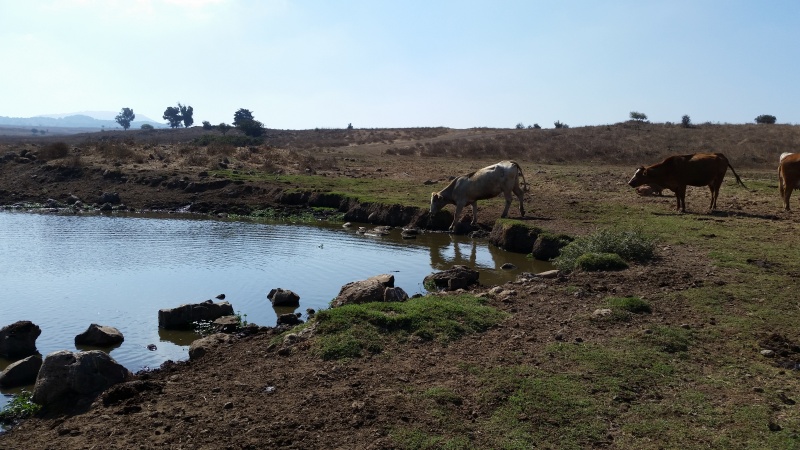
[158,299,234,330]
[0,321,41,359]
[189,333,234,360]
[488,221,541,254]
[0,354,43,388]
[531,233,573,261]
[423,265,480,291]
[267,288,300,307]
[98,192,121,204]
[74,324,125,347]
[277,313,303,326]
[384,286,409,302]
[331,274,396,308]
[32,350,132,407]
[211,315,240,333]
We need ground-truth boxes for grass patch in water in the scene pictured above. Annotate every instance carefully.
[310,294,507,360]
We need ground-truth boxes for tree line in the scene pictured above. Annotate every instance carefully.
[114,105,266,137]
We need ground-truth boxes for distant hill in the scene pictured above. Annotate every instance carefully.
[0,112,166,130]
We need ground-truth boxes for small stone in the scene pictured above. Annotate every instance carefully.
[501,263,516,270]
[680,323,691,329]
[223,402,233,410]
[760,349,775,358]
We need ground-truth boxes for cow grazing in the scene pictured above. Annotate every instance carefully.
[779,152,800,210]
[430,160,527,230]
[628,152,746,212]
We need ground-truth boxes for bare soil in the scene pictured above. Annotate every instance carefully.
[1,125,799,449]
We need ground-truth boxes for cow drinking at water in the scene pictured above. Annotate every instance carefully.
[430,160,527,231]
[779,152,800,211]
[628,152,746,212]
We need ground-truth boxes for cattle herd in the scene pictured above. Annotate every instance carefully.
[431,153,800,225]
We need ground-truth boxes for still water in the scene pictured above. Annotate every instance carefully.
[0,211,551,408]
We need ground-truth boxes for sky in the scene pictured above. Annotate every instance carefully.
[1,0,799,129]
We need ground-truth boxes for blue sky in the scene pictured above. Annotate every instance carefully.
[1,0,798,129]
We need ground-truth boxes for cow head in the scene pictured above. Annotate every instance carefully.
[430,192,446,215]
[628,166,648,187]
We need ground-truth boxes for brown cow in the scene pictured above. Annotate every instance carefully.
[628,152,746,212]
[779,152,800,211]
[430,160,527,230]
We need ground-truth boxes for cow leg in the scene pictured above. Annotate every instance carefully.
[675,187,686,212]
[501,191,512,218]
[450,204,464,231]
[470,202,479,225]
[513,184,525,217]
[708,186,717,211]
[786,185,794,211]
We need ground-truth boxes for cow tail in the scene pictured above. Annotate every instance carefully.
[727,161,748,190]
[513,161,529,192]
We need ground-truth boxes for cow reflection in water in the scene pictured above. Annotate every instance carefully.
[428,234,507,272]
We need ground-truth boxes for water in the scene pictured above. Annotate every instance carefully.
[0,211,551,409]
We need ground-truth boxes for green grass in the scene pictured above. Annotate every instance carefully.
[554,227,657,270]
[310,294,508,360]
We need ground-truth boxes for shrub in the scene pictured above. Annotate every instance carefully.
[681,115,692,128]
[755,114,777,124]
[574,252,628,271]
[140,123,154,130]
[554,227,656,271]
[607,296,652,314]
[554,120,569,129]
[38,141,69,160]
[202,121,213,130]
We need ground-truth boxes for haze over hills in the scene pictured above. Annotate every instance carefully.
[35,110,160,122]
[0,111,166,131]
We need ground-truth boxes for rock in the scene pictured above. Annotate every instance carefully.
[216,293,226,299]
[158,300,235,330]
[384,286,409,302]
[760,349,776,358]
[0,321,41,359]
[189,333,234,360]
[488,221,541,254]
[501,263,516,270]
[74,324,124,347]
[98,192,121,204]
[531,233,572,261]
[99,202,113,211]
[592,308,613,318]
[32,350,132,408]
[331,274,396,308]
[0,354,43,388]
[423,265,479,291]
[211,315,240,333]
[534,269,560,279]
[277,313,303,326]
[267,288,300,307]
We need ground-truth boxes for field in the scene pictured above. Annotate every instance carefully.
[1,122,800,449]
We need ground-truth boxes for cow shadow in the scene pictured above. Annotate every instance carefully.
[650,210,783,221]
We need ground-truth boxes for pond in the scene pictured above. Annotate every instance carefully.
[0,210,552,410]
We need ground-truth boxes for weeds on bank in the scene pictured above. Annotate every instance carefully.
[310,294,507,360]
[554,227,656,271]
[0,391,41,424]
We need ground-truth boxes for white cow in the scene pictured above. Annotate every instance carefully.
[430,160,527,231]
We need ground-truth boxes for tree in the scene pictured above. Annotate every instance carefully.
[163,106,182,128]
[202,121,213,130]
[115,107,136,130]
[233,108,264,137]
[515,122,525,129]
[681,115,692,128]
[218,123,232,135]
[630,111,647,122]
[554,120,569,129]
[141,124,154,130]
[179,103,194,128]
[347,123,354,130]
[755,114,777,124]
[233,108,255,127]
